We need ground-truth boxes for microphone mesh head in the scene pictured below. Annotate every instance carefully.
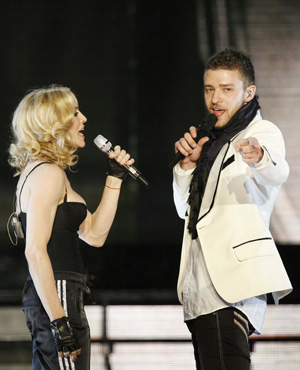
[94,135,112,153]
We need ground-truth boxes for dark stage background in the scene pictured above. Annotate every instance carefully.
[1,0,299,303]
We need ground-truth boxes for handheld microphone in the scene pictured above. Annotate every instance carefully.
[94,135,150,188]
[168,113,218,168]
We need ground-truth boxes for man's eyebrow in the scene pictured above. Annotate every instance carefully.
[204,83,235,88]
[205,83,235,87]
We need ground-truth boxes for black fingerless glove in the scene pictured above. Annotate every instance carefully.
[107,157,128,180]
[50,316,79,354]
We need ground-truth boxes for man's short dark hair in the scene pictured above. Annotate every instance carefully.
[204,48,255,87]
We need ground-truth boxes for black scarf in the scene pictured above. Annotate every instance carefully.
[187,96,261,239]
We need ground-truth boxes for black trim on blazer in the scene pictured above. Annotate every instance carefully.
[222,154,235,170]
[262,145,277,166]
[233,237,273,249]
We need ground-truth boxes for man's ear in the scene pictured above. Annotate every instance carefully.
[244,85,256,103]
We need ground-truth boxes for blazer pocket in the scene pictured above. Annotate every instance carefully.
[233,237,274,261]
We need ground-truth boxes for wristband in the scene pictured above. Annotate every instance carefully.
[105,185,121,190]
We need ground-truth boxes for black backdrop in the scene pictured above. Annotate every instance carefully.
[0,0,206,291]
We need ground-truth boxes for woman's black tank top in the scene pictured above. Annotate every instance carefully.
[19,163,88,274]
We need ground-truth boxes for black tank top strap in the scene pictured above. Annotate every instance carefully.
[18,162,51,212]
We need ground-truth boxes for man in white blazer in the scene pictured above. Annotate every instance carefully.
[172,48,292,370]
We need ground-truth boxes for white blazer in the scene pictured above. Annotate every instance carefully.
[173,112,292,305]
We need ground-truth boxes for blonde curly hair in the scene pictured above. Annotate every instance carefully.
[8,85,79,175]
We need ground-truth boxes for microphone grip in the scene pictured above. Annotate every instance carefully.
[122,163,150,188]
[168,151,184,168]
[168,113,217,168]
[168,128,210,169]
[137,174,150,188]
[93,134,150,188]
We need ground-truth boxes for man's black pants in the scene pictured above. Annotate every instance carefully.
[186,308,251,370]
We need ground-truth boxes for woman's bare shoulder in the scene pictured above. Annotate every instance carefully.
[28,162,66,194]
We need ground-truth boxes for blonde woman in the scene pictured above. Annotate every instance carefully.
[8,85,134,370]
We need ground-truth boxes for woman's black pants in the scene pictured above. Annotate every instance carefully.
[22,272,91,370]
